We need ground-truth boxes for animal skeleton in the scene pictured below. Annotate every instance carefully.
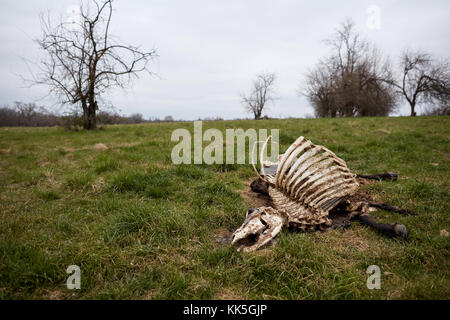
[232,136,414,252]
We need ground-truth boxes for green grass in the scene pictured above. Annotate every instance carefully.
[0,116,449,299]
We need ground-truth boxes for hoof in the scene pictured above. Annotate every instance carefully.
[394,224,408,240]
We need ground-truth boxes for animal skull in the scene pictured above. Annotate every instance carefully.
[231,207,287,252]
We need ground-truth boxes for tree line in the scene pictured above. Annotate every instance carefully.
[0,102,176,128]
[242,19,449,119]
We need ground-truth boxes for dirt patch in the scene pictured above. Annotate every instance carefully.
[240,179,271,209]
[93,143,108,151]
[375,128,391,134]
[0,149,11,155]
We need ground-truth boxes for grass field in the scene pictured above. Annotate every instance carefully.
[0,116,449,300]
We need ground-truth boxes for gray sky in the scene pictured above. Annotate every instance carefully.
[1,0,449,120]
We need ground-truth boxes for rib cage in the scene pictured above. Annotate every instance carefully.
[269,188,331,231]
[261,136,360,230]
[232,136,362,251]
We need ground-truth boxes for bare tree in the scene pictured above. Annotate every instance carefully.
[130,113,144,123]
[304,19,397,117]
[241,72,276,120]
[14,101,37,126]
[32,0,156,129]
[384,50,449,116]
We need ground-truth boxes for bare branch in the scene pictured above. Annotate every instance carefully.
[30,0,157,129]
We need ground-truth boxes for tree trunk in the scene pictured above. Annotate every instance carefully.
[83,86,98,130]
[83,105,96,130]
[410,102,416,117]
[82,99,97,130]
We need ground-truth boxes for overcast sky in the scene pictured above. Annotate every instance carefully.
[1,0,449,120]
